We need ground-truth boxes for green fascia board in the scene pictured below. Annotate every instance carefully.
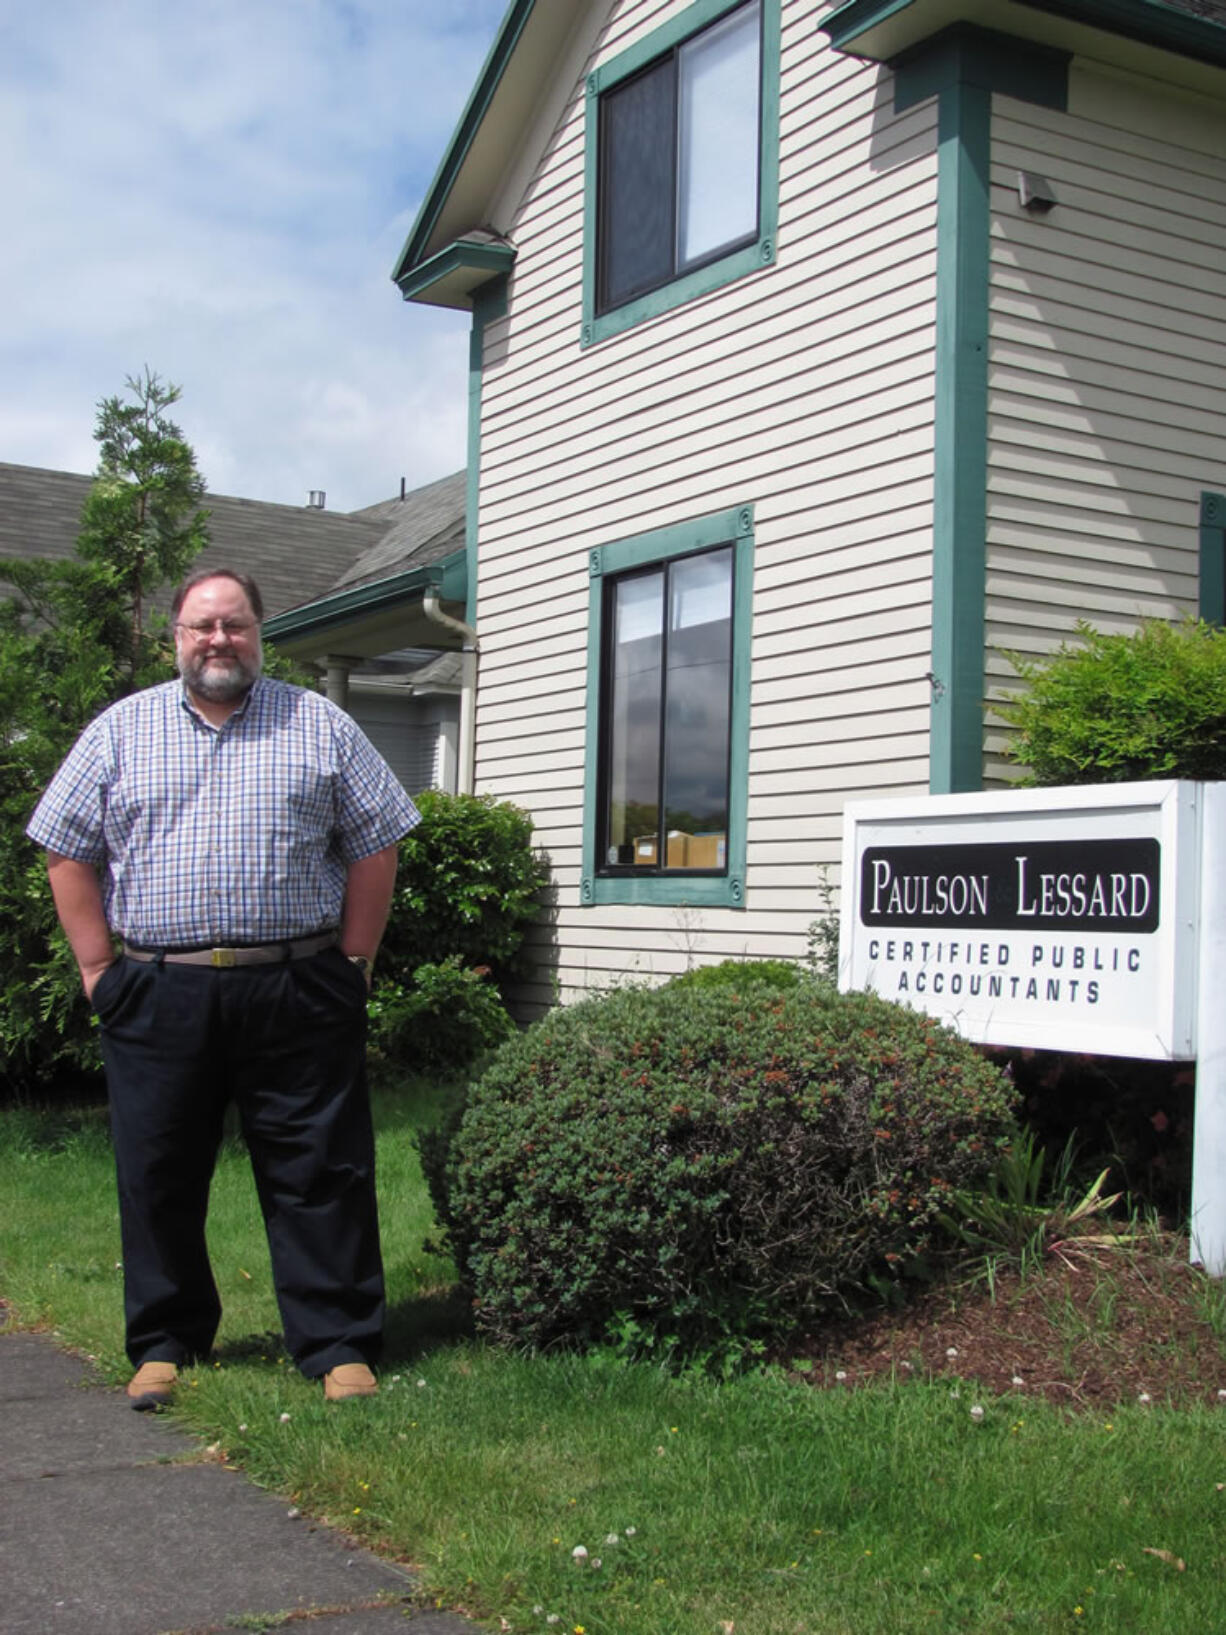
[1201,492,1226,625]
[262,549,468,644]
[390,0,535,288]
[1018,0,1226,69]
[395,238,517,305]
[580,0,781,349]
[581,504,753,909]
[822,0,1226,67]
[821,0,913,51]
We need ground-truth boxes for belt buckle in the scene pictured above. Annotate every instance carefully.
[210,947,236,968]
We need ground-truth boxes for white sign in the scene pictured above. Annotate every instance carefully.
[841,781,1199,1060]
[840,781,1226,1272]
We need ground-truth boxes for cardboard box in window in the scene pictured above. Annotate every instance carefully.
[685,832,726,869]
[632,832,727,869]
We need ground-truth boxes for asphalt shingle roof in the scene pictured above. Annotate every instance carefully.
[332,469,466,595]
[0,462,465,621]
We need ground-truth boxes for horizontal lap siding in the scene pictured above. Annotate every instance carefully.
[476,0,938,1008]
[985,68,1226,782]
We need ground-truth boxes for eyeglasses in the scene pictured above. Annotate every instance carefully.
[176,619,259,641]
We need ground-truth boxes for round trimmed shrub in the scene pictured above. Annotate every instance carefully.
[439,982,1016,1355]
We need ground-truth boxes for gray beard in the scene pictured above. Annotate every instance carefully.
[179,648,262,703]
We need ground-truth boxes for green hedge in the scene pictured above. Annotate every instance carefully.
[379,790,548,987]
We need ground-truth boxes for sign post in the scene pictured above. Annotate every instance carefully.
[1191,784,1226,1273]
[840,781,1224,1273]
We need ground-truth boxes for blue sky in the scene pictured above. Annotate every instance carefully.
[1,0,508,512]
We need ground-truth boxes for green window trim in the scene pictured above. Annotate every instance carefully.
[581,0,780,350]
[1202,492,1226,625]
[582,505,754,909]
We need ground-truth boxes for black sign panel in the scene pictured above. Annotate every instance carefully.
[860,838,1161,932]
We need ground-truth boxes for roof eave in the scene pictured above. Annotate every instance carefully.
[820,0,1226,78]
[263,548,468,660]
[390,0,583,293]
[395,238,518,311]
[390,0,535,289]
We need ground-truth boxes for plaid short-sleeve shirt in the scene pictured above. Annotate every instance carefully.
[27,677,422,947]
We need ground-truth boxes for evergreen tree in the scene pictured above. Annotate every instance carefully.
[0,372,209,1097]
[75,367,209,684]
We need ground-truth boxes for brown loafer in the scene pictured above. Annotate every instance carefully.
[127,1360,178,1412]
[323,1362,378,1402]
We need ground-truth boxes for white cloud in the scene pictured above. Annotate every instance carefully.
[0,0,506,510]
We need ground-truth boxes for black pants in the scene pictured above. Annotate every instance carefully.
[93,947,384,1378]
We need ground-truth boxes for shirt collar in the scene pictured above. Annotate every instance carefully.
[178,672,264,728]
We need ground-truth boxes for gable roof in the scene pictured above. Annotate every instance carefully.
[0,458,471,668]
[393,0,1226,312]
[391,0,589,308]
[0,460,387,619]
[332,468,466,593]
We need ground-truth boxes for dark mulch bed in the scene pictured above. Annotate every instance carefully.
[781,1241,1226,1410]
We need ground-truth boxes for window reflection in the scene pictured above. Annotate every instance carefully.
[602,547,732,873]
[677,2,760,267]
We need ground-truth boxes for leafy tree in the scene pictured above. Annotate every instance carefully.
[0,371,208,1098]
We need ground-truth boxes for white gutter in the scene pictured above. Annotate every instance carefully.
[423,589,479,794]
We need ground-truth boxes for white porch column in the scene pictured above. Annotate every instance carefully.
[324,656,352,711]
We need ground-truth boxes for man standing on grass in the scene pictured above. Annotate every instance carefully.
[26,568,420,1409]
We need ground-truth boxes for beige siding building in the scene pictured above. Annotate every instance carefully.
[287,0,1226,1010]
[984,64,1226,774]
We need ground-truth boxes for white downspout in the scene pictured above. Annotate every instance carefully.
[422,589,479,795]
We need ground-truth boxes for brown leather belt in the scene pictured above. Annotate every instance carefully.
[121,931,338,968]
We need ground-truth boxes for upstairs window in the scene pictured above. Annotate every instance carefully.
[582,0,777,347]
[597,0,761,316]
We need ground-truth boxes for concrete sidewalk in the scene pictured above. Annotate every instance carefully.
[0,1331,476,1635]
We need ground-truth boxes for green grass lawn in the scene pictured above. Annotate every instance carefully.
[2,1086,1224,1635]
